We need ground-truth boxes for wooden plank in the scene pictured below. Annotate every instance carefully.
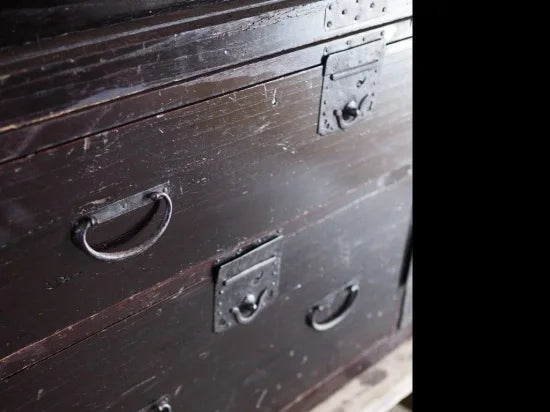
[309,339,412,412]
[0,174,412,411]
[0,0,411,132]
[0,19,412,164]
[0,39,412,364]
[0,0,238,49]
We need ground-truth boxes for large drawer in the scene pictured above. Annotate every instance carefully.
[0,38,412,363]
[0,173,412,411]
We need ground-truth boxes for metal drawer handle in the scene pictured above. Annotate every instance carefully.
[308,280,359,332]
[334,92,375,131]
[73,183,172,262]
[334,100,362,130]
[156,399,172,412]
[230,288,269,325]
[152,395,172,412]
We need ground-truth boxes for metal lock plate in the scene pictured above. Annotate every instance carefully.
[318,38,385,136]
[325,0,388,31]
[213,236,283,333]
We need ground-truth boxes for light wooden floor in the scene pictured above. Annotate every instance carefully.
[310,339,412,412]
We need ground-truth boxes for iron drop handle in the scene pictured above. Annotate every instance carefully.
[151,395,172,412]
[334,93,375,131]
[156,399,172,412]
[308,280,359,332]
[335,100,362,130]
[73,184,172,262]
[230,289,269,325]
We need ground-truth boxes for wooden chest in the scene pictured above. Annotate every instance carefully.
[0,1,412,410]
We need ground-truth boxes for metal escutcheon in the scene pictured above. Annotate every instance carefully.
[73,183,172,262]
[307,280,360,331]
[213,235,284,333]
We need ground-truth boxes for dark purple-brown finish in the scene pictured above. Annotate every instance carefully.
[0,40,412,363]
[0,0,411,133]
[0,0,235,49]
[0,0,412,409]
[0,175,412,411]
[0,18,412,163]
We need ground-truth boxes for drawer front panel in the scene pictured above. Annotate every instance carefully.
[0,39,412,359]
[0,0,411,132]
[0,174,412,411]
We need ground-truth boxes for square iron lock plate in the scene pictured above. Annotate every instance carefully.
[213,236,283,333]
[318,37,386,135]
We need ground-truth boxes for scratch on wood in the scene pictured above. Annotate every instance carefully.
[256,389,268,409]
[271,88,278,106]
[254,122,271,134]
[80,197,108,209]
[120,376,156,398]
[228,92,243,106]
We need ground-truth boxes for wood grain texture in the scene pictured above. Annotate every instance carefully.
[0,19,413,163]
[0,38,411,372]
[0,0,411,132]
[0,172,412,411]
[0,0,236,49]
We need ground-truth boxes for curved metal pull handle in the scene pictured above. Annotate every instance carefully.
[73,184,172,262]
[334,94,375,131]
[308,281,359,332]
[334,100,362,130]
[230,289,269,325]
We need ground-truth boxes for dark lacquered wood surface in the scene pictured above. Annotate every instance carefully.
[0,0,237,49]
[0,0,412,406]
[0,19,412,163]
[0,38,411,377]
[0,0,411,133]
[0,173,411,411]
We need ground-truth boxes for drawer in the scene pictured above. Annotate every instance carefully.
[0,0,412,135]
[0,174,412,411]
[0,38,412,363]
